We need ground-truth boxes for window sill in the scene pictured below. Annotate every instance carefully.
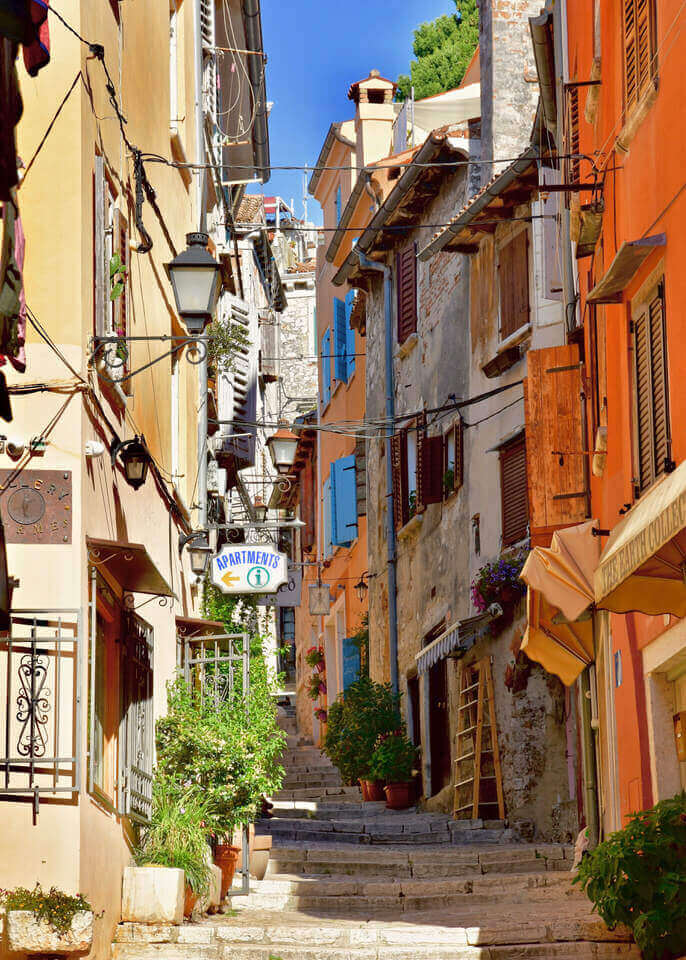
[396,332,419,361]
[616,83,658,154]
[397,512,423,541]
[498,323,531,353]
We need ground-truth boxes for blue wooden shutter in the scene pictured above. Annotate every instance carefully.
[323,476,333,557]
[322,328,331,406]
[342,635,361,690]
[345,290,356,379]
[333,298,347,382]
[336,185,342,224]
[332,454,358,544]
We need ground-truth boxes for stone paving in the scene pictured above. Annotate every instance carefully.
[112,706,638,958]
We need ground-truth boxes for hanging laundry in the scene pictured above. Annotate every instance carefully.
[0,1,36,44]
[0,37,22,202]
[23,0,50,77]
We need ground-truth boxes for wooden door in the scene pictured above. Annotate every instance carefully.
[429,658,452,795]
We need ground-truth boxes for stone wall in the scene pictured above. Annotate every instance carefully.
[279,274,318,420]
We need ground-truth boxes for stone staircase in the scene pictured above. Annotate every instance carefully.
[112,701,638,959]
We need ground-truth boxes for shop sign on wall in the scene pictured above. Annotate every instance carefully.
[0,470,72,544]
[211,544,289,594]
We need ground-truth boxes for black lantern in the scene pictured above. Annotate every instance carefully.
[266,423,299,475]
[111,436,150,491]
[354,574,369,604]
[179,530,212,577]
[165,232,221,335]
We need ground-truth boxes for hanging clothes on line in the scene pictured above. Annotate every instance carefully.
[0,191,26,388]
[23,0,50,77]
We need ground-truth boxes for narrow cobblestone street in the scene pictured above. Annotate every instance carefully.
[112,708,638,959]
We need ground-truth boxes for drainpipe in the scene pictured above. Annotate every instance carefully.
[194,0,208,531]
[356,250,399,695]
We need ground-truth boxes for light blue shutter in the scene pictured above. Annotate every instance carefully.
[342,635,361,689]
[333,298,347,382]
[323,476,333,557]
[322,328,331,406]
[336,185,342,224]
[345,290,356,379]
[332,454,358,545]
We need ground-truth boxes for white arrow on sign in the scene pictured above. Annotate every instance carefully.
[211,544,289,595]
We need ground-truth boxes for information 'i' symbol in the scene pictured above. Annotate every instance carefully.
[247,566,270,589]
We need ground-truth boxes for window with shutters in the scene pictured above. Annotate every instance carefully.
[396,244,417,344]
[321,328,332,406]
[323,476,333,558]
[633,281,672,494]
[623,0,657,115]
[417,417,444,511]
[333,298,347,382]
[500,436,529,547]
[497,231,530,341]
[331,454,358,545]
[390,423,419,528]
[443,419,464,500]
[355,438,367,518]
[565,87,580,186]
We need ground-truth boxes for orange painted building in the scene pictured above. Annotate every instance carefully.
[537,0,686,832]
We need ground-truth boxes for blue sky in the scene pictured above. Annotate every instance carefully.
[250,0,455,222]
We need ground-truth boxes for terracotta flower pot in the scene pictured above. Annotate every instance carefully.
[358,778,370,801]
[184,884,199,919]
[364,779,386,802]
[214,843,241,899]
[500,584,519,604]
[384,782,412,810]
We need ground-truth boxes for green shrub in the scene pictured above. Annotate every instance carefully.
[135,780,212,896]
[0,886,92,935]
[574,792,686,960]
[322,677,401,783]
[156,674,285,838]
[370,729,417,783]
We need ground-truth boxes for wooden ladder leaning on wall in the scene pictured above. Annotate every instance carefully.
[453,656,505,821]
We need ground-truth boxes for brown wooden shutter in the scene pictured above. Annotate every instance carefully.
[418,434,443,509]
[390,431,409,529]
[355,437,367,518]
[455,418,464,491]
[396,244,417,344]
[500,437,529,547]
[524,344,587,545]
[499,231,529,340]
[634,283,670,493]
[624,0,656,111]
[566,86,580,184]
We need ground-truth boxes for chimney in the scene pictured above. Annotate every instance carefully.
[348,69,397,167]
[477,0,541,184]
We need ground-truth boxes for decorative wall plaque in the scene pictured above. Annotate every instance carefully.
[0,470,72,544]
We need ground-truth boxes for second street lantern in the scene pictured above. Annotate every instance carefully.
[165,232,222,335]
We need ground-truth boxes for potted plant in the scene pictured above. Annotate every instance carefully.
[574,792,686,960]
[443,468,455,496]
[322,677,402,786]
[370,730,418,810]
[134,780,212,919]
[408,490,417,518]
[213,835,241,900]
[314,707,328,723]
[471,547,528,635]
[1,885,94,955]
[305,645,325,672]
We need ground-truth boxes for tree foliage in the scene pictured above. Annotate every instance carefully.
[397,0,479,102]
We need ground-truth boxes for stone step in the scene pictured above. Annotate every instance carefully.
[258,816,513,846]
[113,911,637,958]
[272,785,362,802]
[266,843,573,879]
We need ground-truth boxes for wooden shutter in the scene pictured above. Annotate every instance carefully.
[345,290,356,379]
[498,231,529,340]
[624,0,656,112]
[454,418,464,491]
[333,297,347,382]
[332,454,358,545]
[321,329,331,406]
[390,431,409,529]
[566,87,580,184]
[634,283,670,493]
[417,421,443,509]
[396,245,417,344]
[500,437,529,547]
[94,156,107,337]
[524,344,587,545]
[355,438,367,517]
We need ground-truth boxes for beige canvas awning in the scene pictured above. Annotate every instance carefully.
[520,521,599,685]
[595,460,686,616]
[521,588,594,687]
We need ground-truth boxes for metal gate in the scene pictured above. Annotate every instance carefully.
[0,609,81,821]
[119,612,154,824]
[179,630,251,896]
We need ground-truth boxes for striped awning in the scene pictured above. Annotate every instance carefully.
[415,604,503,675]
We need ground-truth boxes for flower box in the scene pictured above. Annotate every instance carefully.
[121,866,184,925]
[5,908,93,956]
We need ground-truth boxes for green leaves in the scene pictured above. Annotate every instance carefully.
[322,677,402,783]
[396,0,479,102]
[574,792,686,959]
[1,886,92,935]
[109,252,128,301]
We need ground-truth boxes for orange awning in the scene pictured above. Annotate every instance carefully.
[521,588,594,686]
[595,460,686,616]
[520,521,600,686]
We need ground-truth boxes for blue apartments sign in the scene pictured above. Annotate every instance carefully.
[211,544,289,595]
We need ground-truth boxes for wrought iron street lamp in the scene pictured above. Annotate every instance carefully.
[111,436,151,491]
[179,530,212,576]
[266,423,299,475]
[165,232,221,335]
[354,573,369,604]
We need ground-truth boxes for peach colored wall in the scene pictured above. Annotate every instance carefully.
[568,0,686,824]
[0,0,202,954]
